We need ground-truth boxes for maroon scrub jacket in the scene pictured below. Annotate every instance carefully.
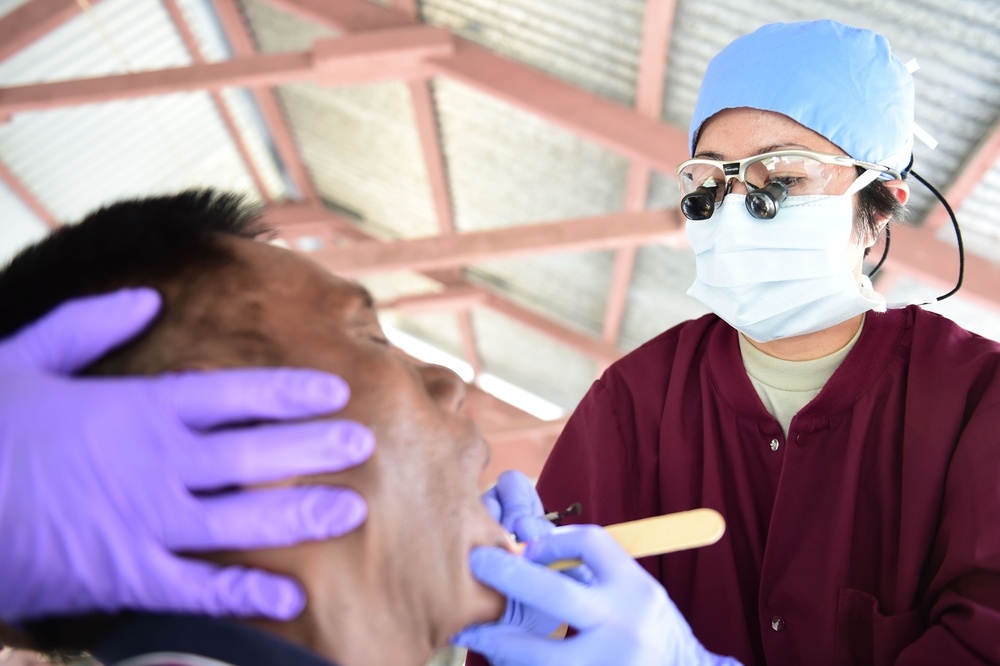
[530,307,999,665]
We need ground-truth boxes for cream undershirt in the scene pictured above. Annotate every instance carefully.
[738,317,864,437]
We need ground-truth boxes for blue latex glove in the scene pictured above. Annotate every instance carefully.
[0,289,375,622]
[482,470,554,542]
[480,470,566,637]
[453,525,743,666]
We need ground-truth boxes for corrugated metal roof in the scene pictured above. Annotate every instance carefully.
[0,0,289,225]
[0,180,47,267]
[421,0,645,106]
[244,0,440,240]
[471,306,596,410]
[0,93,266,222]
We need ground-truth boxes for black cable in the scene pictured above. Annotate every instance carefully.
[868,225,891,279]
[909,170,965,301]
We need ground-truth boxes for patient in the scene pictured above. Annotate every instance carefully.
[0,191,511,666]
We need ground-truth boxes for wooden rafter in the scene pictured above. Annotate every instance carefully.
[884,224,1000,308]
[922,115,1000,232]
[212,0,318,201]
[0,26,452,115]
[0,159,59,229]
[309,210,682,278]
[0,0,97,229]
[162,0,273,201]
[389,0,484,379]
[267,202,635,364]
[260,0,690,173]
[602,0,678,346]
[0,0,92,62]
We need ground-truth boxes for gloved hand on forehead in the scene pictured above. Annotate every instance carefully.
[454,525,743,666]
[0,288,374,622]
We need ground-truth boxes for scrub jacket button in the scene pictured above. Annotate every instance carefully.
[769,438,780,452]
[796,432,809,447]
[771,616,786,632]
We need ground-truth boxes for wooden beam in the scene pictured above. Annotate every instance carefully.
[263,202,631,363]
[264,0,413,33]
[922,116,1000,231]
[377,286,489,315]
[603,0,678,344]
[0,0,90,63]
[163,0,272,202]
[634,0,677,119]
[0,27,452,115]
[212,0,319,201]
[408,80,455,234]
[260,0,689,173]
[310,211,681,277]
[373,272,624,365]
[482,292,622,365]
[390,0,486,380]
[0,159,59,229]
[456,309,483,378]
[886,224,1000,308]
[484,418,569,446]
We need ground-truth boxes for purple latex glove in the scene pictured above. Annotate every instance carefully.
[0,289,375,622]
[453,526,743,666]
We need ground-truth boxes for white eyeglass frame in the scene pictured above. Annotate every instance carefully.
[675,149,901,195]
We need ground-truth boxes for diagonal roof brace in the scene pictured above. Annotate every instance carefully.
[312,25,453,85]
[309,210,683,278]
[0,25,453,116]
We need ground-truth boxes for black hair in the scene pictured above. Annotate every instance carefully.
[1,190,273,657]
[854,166,905,244]
[0,190,273,372]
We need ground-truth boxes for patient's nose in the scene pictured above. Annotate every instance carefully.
[419,364,466,412]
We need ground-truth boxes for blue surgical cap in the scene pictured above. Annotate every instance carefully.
[689,20,914,175]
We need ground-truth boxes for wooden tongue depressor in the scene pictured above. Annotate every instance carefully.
[514,508,726,570]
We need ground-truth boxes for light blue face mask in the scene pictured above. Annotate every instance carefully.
[685,193,886,343]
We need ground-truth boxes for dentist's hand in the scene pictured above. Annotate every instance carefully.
[482,470,554,542]
[454,525,742,666]
[0,289,374,622]
[480,470,565,637]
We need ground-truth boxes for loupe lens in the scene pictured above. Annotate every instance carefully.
[745,181,788,219]
[681,187,717,221]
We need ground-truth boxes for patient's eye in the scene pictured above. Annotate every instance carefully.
[368,334,390,346]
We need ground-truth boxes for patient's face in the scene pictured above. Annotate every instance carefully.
[199,238,508,647]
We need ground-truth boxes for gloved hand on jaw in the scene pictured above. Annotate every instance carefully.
[0,289,375,622]
[453,525,743,666]
[481,470,555,542]
[480,470,568,638]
